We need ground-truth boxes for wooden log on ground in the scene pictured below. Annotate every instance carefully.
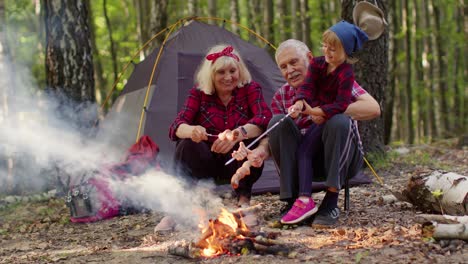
[433,223,468,240]
[232,203,263,217]
[403,171,468,215]
[415,214,468,224]
[253,243,290,256]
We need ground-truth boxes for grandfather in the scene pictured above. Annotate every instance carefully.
[232,39,380,227]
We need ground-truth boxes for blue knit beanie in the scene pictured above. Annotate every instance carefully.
[329,20,369,56]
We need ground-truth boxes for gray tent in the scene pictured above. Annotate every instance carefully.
[98,19,371,194]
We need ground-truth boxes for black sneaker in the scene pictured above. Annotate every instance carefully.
[312,207,340,227]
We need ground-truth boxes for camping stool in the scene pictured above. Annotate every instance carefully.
[344,175,350,216]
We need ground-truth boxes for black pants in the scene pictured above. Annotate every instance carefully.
[268,114,362,201]
[173,138,263,199]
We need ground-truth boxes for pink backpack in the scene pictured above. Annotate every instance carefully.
[67,135,159,223]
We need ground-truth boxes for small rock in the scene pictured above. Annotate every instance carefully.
[4,196,17,204]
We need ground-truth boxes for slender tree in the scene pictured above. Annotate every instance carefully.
[43,0,95,103]
[276,0,289,43]
[85,0,106,106]
[262,0,274,44]
[299,0,311,48]
[230,0,240,35]
[149,0,168,46]
[432,0,450,135]
[404,0,415,143]
[103,0,118,85]
[341,0,388,154]
[248,0,262,44]
[453,2,464,134]
[207,0,216,24]
[187,0,198,16]
[384,0,398,144]
[413,0,425,141]
[291,0,301,39]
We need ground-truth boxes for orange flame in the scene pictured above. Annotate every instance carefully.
[199,208,249,257]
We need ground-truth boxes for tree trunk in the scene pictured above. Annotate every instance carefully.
[207,0,216,24]
[384,0,398,144]
[299,0,310,48]
[276,0,289,43]
[85,0,106,107]
[230,0,240,35]
[319,1,328,33]
[413,0,425,141]
[404,171,468,215]
[44,0,95,103]
[102,0,118,88]
[149,0,168,47]
[187,0,198,16]
[262,0,274,44]
[248,0,262,44]
[424,0,438,139]
[0,0,13,191]
[432,0,450,135]
[453,2,464,135]
[341,0,387,155]
[404,0,415,144]
[290,0,301,39]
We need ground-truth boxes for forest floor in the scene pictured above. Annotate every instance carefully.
[0,139,467,264]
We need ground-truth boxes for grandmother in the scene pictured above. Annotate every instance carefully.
[169,44,272,207]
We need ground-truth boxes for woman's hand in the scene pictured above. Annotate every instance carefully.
[191,125,208,143]
[211,129,237,154]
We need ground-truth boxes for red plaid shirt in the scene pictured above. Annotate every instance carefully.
[271,80,366,135]
[169,81,272,142]
[295,56,354,119]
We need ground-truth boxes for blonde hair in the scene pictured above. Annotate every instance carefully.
[322,30,358,64]
[195,44,252,95]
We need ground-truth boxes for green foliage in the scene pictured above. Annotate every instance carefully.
[355,250,370,263]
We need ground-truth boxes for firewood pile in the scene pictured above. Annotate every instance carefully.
[168,205,292,259]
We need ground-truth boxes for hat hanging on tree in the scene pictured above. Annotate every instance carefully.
[353,1,388,40]
[329,21,369,56]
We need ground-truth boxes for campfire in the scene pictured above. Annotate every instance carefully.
[168,204,291,259]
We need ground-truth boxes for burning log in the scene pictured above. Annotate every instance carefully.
[188,207,292,258]
[168,242,200,259]
[253,243,291,256]
[232,203,263,217]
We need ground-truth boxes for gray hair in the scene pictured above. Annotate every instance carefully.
[275,39,311,66]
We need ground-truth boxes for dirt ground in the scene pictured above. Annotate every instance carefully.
[1,140,467,264]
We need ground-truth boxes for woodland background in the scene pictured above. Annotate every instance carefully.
[0,0,466,157]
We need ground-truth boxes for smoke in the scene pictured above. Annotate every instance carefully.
[112,171,224,228]
[0,47,226,227]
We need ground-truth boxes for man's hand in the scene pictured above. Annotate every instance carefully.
[288,101,303,119]
[191,125,208,143]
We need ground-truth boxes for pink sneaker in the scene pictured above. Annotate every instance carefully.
[280,197,318,224]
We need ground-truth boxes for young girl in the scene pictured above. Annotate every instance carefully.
[281,21,368,224]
